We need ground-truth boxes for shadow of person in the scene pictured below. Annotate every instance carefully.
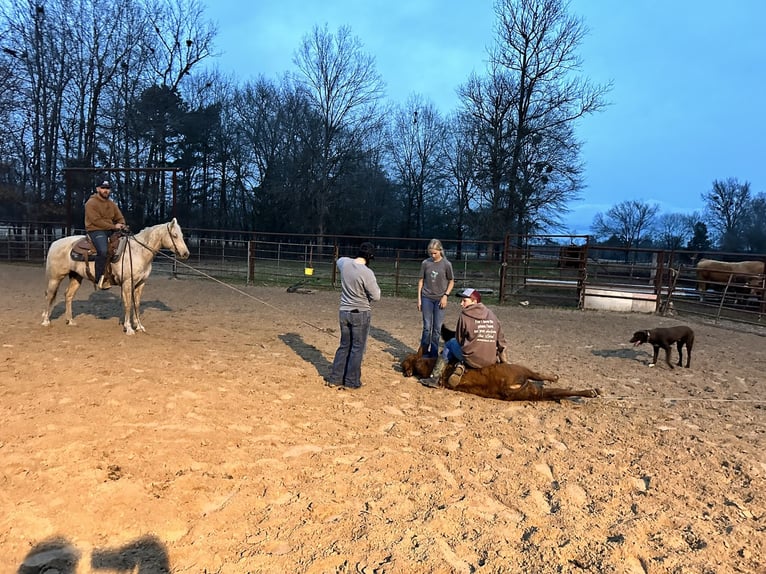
[91,535,170,574]
[279,332,333,377]
[368,325,414,360]
[18,537,80,574]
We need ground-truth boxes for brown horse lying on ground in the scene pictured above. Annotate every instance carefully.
[400,345,599,401]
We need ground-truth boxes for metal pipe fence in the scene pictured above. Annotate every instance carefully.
[2,221,765,329]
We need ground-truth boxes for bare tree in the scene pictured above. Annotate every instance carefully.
[384,95,447,237]
[457,66,518,240]
[442,111,481,251]
[293,24,385,236]
[591,200,659,251]
[484,0,610,239]
[740,192,766,253]
[655,212,691,250]
[143,0,215,91]
[702,177,752,251]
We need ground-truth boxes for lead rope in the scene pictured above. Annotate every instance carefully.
[144,248,334,336]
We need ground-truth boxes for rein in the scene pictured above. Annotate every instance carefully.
[117,224,184,327]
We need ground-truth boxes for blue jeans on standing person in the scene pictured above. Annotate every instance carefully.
[88,230,111,283]
[420,297,446,357]
[329,309,371,388]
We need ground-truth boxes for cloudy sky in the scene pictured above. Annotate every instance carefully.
[202,1,766,234]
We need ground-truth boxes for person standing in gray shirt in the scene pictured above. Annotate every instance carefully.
[327,242,381,389]
[417,239,454,357]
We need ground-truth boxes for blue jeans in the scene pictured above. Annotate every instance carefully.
[420,297,446,357]
[443,338,464,363]
[88,230,111,282]
[329,310,371,388]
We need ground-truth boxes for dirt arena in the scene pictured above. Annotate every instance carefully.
[1,262,764,573]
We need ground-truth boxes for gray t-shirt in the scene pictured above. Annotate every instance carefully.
[420,257,454,301]
[337,257,381,311]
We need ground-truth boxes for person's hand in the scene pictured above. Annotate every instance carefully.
[114,222,125,230]
[498,348,510,363]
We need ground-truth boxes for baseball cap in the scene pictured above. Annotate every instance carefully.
[457,288,481,303]
[97,180,111,189]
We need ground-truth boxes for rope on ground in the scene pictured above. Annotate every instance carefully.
[161,254,334,336]
[598,395,766,404]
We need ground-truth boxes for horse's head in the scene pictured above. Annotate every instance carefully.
[164,218,190,260]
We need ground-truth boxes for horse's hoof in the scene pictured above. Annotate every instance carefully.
[41,320,50,327]
[66,319,77,326]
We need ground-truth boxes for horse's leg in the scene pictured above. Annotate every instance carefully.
[525,369,559,384]
[42,275,63,326]
[132,282,147,333]
[63,274,83,325]
[537,387,601,400]
[121,281,136,335]
[523,381,600,401]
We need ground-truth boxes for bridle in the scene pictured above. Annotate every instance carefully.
[127,222,183,257]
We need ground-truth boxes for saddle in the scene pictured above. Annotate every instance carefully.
[70,232,128,283]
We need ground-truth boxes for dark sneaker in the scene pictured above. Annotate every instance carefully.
[419,377,440,388]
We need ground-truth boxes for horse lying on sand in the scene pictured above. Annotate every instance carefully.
[42,218,190,335]
[400,326,599,401]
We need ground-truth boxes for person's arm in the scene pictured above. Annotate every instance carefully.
[366,271,381,302]
[440,277,455,308]
[113,205,127,227]
[417,277,424,310]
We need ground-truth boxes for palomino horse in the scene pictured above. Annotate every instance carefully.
[42,218,190,334]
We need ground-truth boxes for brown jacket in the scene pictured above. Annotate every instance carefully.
[84,194,125,232]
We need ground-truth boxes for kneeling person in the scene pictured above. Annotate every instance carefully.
[419,288,509,388]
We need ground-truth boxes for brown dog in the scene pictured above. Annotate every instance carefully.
[630,326,694,369]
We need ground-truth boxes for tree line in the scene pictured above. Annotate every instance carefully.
[0,0,615,243]
[3,0,759,253]
[591,177,766,254]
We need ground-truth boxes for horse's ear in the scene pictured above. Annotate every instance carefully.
[171,217,177,227]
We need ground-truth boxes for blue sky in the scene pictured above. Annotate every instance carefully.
[203,1,766,234]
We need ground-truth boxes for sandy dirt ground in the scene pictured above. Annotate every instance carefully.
[1,262,765,574]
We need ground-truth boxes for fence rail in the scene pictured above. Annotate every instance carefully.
[3,222,765,330]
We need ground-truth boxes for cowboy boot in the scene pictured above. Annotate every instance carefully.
[446,362,465,389]
[419,357,447,388]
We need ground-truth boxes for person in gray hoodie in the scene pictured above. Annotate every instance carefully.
[419,288,509,388]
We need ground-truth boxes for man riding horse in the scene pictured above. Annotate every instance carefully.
[85,180,126,289]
